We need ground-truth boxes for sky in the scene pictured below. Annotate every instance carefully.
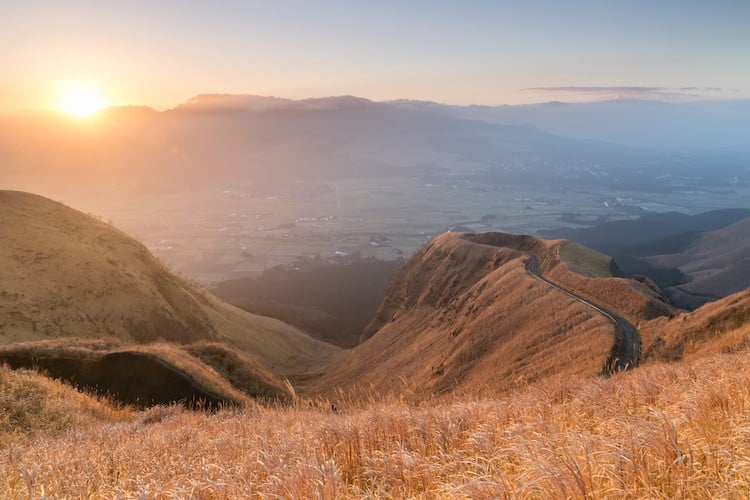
[1,0,749,111]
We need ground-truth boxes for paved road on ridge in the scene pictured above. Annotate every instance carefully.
[526,257,640,372]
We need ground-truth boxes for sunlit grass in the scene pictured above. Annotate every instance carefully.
[2,350,749,497]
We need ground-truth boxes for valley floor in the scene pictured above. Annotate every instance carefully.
[3,350,749,498]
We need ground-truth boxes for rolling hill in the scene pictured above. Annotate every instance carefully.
[0,190,339,375]
[645,216,750,302]
[540,208,750,258]
[642,285,750,363]
[3,205,750,495]
[309,231,672,399]
[540,209,750,309]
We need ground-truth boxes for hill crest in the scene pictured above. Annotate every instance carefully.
[313,231,671,399]
[0,190,339,374]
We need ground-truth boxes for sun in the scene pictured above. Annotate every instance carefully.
[59,83,109,117]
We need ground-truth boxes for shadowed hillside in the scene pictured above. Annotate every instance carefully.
[646,216,750,302]
[310,232,672,399]
[0,190,339,375]
[0,339,295,407]
[214,256,401,348]
[540,209,750,310]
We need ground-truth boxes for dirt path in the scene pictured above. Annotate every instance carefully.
[526,257,640,372]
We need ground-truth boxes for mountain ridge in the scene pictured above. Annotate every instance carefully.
[310,231,671,399]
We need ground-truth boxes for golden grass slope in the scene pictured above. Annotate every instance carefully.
[557,239,616,278]
[2,348,749,497]
[0,190,339,374]
[642,286,750,362]
[550,238,672,323]
[0,363,131,439]
[312,232,671,399]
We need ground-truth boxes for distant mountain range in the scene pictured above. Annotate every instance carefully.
[173,94,750,152]
[3,94,748,200]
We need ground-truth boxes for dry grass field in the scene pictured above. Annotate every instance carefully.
[0,364,131,439]
[2,349,749,497]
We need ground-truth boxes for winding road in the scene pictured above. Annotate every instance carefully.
[526,257,641,373]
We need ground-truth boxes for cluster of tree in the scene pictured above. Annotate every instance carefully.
[213,255,402,348]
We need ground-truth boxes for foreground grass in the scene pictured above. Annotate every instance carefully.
[2,351,750,498]
[0,365,131,439]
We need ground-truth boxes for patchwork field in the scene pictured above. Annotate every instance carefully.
[55,177,750,286]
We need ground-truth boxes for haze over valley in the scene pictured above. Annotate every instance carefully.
[3,95,749,286]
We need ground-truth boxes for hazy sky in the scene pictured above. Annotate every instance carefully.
[2,0,749,111]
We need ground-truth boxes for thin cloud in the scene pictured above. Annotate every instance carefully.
[523,86,731,101]
[526,86,666,92]
[679,86,736,92]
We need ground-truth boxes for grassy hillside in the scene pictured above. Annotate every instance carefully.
[2,219,750,496]
[642,286,750,363]
[2,349,749,496]
[541,209,750,310]
[0,190,339,374]
[0,363,131,439]
[647,216,750,299]
[309,232,671,399]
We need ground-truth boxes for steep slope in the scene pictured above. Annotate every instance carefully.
[0,191,338,374]
[646,216,750,300]
[641,286,750,363]
[311,232,671,398]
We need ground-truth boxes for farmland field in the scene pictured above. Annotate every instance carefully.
[66,174,750,284]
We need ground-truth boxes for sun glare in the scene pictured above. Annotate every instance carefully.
[60,84,109,117]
